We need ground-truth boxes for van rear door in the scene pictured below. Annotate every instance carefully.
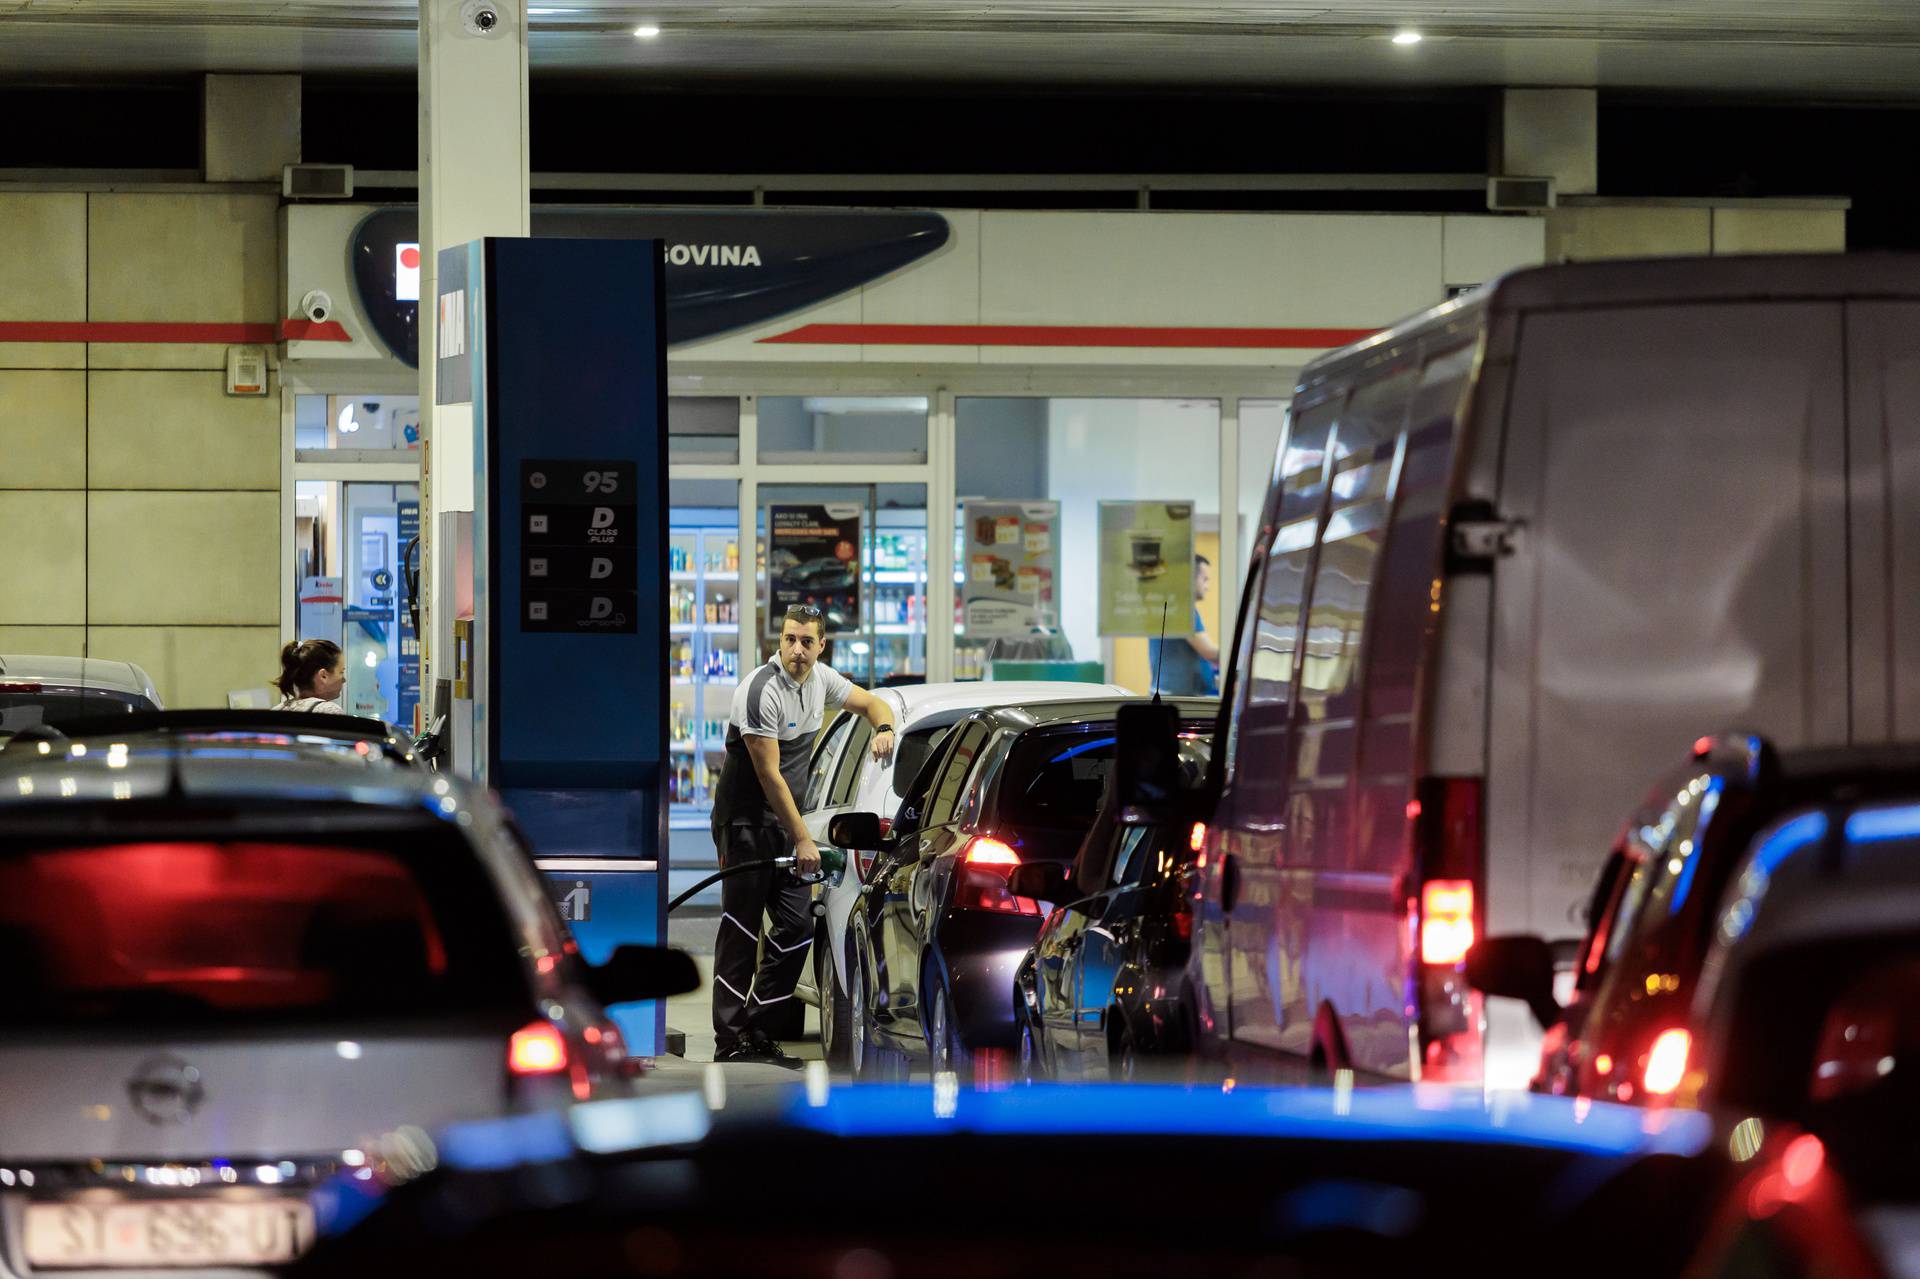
[1842,301,1920,743]
[1486,300,1849,951]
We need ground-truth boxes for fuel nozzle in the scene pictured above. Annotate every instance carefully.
[810,846,848,887]
[772,845,848,887]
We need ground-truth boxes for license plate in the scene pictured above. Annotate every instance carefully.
[23,1199,314,1268]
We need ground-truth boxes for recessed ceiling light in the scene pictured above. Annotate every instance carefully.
[634,23,662,38]
[1392,30,1423,45]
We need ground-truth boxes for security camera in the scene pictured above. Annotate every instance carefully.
[300,290,333,324]
[460,0,502,35]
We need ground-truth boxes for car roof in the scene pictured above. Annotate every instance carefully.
[0,733,461,817]
[972,695,1219,731]
[884,681,1135,723]
[0,654,156,698]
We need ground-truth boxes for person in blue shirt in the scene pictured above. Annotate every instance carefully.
[1148,554,1220,697]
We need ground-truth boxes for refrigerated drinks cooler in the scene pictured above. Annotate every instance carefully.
[668,512,742,830]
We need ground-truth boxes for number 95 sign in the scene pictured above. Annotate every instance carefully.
[520,458,640,635]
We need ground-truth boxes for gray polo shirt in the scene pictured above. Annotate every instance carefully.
[710,657,853,828]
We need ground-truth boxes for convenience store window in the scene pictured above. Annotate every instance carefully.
[669,397,741,464]
[757,396,929,465]
[953,397,1221,688]
[294,394,421,455]
[668,478,742,828]
[756,483,930,689]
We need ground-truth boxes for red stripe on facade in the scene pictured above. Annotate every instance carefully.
[0,320,353,344]
[757,323,1379,349]
[0,322,282,344]
[279,318,353,342]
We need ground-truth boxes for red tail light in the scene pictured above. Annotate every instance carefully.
[1642,1027,1691,1096]
[957,836,1040,914]
[509,1021,569,1076]
[964,837,1020,866]
[1188,822,1208,853]
[1420,880,1476,965]
[0,682,43,694]
[1411,777,1484,1083]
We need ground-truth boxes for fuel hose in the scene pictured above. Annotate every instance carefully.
[666,847,847,913]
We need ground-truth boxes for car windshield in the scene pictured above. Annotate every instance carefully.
[999,726,1211,832]
[0,828,526,1027]
[0,689,147,740]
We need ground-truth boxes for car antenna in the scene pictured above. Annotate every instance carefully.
[1151,601,1169,703]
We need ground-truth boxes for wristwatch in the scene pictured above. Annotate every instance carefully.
[874,724,894,733]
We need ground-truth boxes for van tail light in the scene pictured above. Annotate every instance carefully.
[1411,777,1485,1084]
[509,1021,569,1076]
[1642,1027,1691,1097]
[957,835,1040,915]
[1420,880,1475,965]
[1189,822,1208,854]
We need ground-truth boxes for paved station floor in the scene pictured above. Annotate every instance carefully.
[638,907,830,1091]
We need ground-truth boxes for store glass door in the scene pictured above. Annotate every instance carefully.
[293,480,422,726]
[757,483,929,688]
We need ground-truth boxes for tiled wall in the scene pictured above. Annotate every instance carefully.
[0,192,281,706]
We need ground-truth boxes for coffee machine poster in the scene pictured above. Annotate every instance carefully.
[961,500,1060,639]
[768,503,862,635]
[1098,501,1196,637]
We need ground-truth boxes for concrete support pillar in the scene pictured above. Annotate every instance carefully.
[417,0,530,700]
[1498,88,1597,197]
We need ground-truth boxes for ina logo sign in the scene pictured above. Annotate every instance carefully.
[438,290,466,359]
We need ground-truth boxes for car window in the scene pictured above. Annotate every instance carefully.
[801,713,856,812]
[1112,826,1153,886]
[957,732,1011,830]
[828,719,874,808]
[1602,771,1714,970]
[892,724,956,799]
[0,829,527,1026]
[1576,851,1631,991]
[0,689,148,739]
[1234,395,1339,827]
[923,722,990,828]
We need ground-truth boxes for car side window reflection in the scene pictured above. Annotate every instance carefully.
[924,722,990,828]
[830,720,874,807]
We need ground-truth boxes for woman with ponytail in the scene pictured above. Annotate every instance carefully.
[273,639,348,714]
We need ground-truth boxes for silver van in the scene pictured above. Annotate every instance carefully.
[1193,254,1920,1089]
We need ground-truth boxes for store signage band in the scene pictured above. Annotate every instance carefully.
[354,208,950,369]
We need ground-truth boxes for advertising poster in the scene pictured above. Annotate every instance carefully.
[768,503,862,635]
[1098,501,1197,637]
[961,500,1060,639]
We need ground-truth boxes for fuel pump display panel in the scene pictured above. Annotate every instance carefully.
[520,458,640,633]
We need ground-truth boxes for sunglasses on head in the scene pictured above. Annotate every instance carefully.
[786,606,824,620]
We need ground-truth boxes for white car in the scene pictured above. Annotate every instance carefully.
[0,655,161,738]
[0,719,690,1272]
[792,681,1129,1066]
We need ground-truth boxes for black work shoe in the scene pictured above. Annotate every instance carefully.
[713,1040,760,1064]
[747,1032,806,1071]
